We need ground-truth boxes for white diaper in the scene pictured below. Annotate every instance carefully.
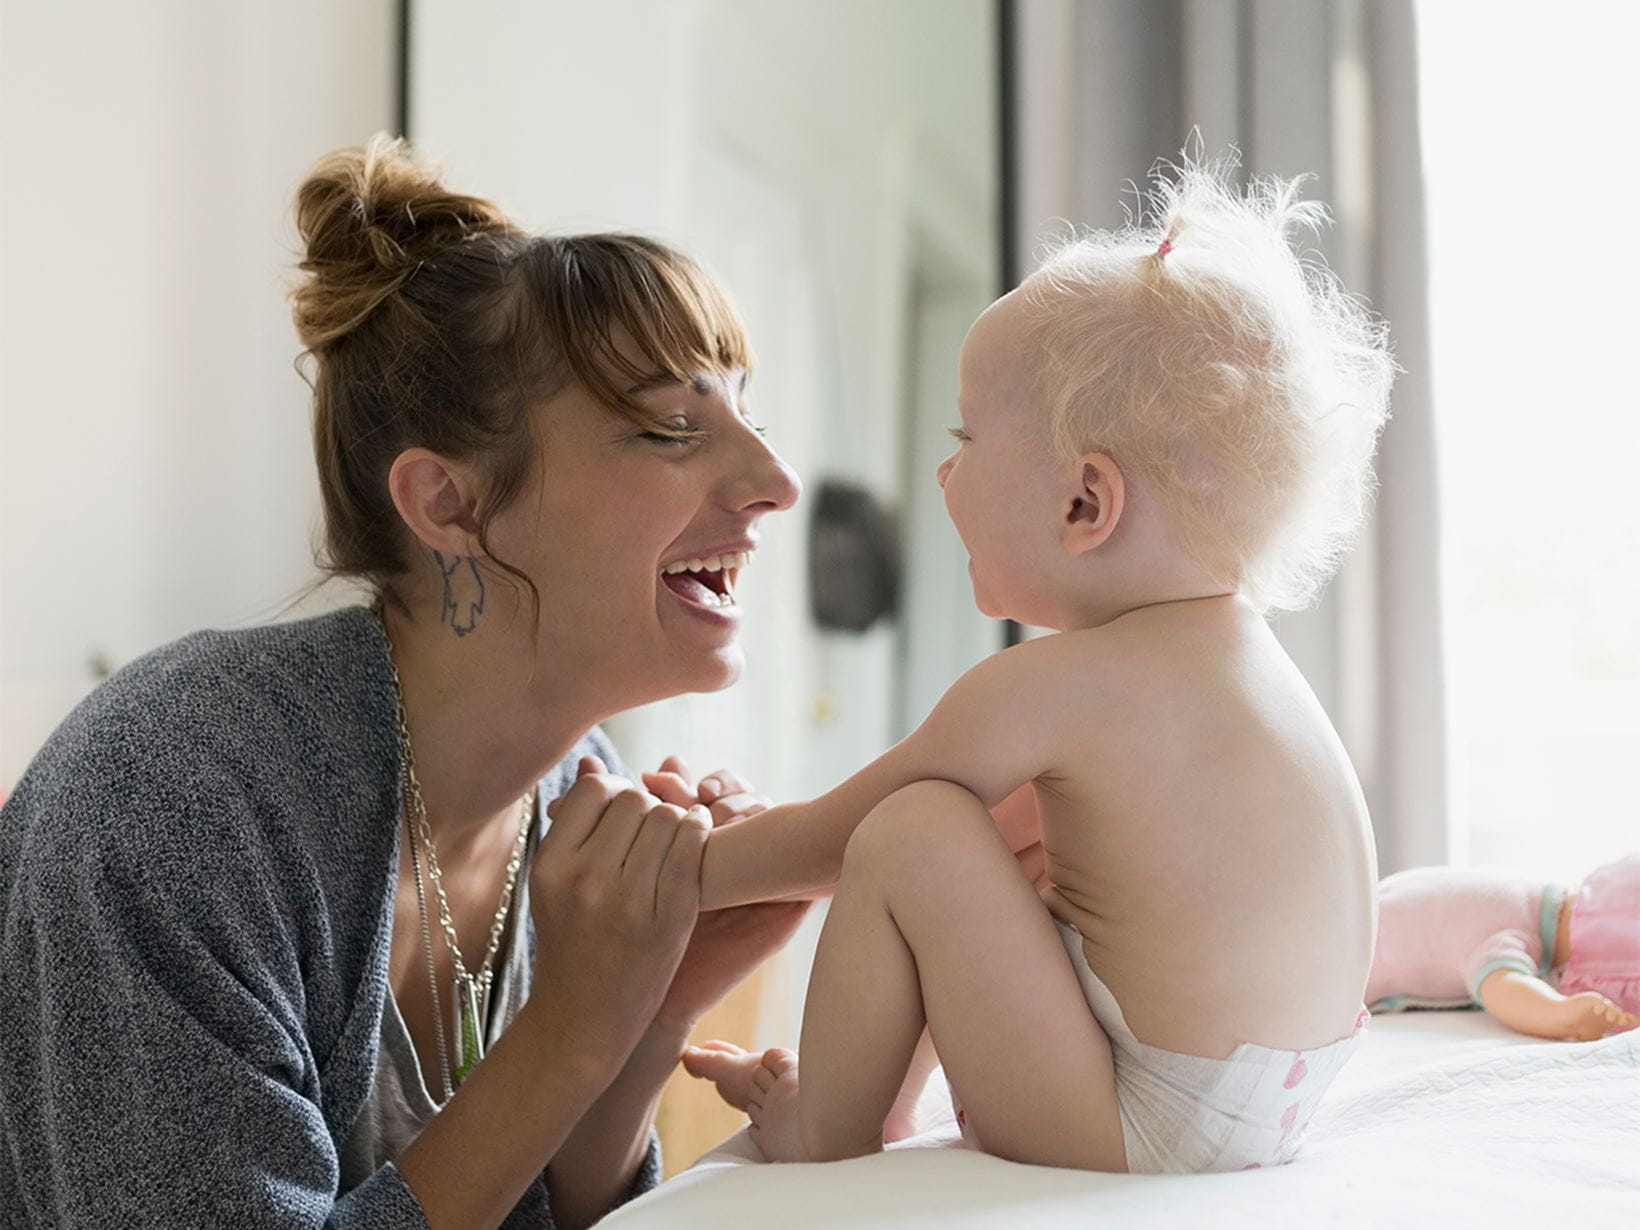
[950,922,1368,1173]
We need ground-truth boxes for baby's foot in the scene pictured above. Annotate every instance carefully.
[681,1040,764,1110]
[745,1047,807,1162]
[1558,992,1638,1041]
[683,1042,809,1162]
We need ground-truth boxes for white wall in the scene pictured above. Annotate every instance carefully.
[0,1,396,788]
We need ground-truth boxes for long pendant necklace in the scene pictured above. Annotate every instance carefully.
[377,609,535,1100]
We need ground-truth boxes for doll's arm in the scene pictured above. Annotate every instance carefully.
[1477,970,1637,1040]
[698,641,1069,911]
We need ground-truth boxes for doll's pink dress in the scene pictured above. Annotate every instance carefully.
[1367,853,1640,1017]
[1558,852,1640,1016]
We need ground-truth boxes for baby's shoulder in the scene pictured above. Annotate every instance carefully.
[997,620,1195,692]
[969,626,1137,699]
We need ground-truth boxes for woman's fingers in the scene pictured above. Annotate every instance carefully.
[577,786,659,868]
[656,807,709,926]
[620,801,696,908]
[540,767,628,851]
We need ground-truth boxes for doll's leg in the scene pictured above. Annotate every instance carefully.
[693,780,1125,1169]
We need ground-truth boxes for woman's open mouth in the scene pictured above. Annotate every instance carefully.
[660,550,750,610]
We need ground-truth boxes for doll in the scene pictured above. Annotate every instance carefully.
[1367,853,1639,1040]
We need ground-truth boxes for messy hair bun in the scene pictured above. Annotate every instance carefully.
[289,134,753,618]
[292,134,520,350]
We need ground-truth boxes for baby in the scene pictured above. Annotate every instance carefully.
[686,158,1394,1174]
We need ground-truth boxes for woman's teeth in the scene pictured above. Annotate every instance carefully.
[660,550,748,608]
[661,550,752,575]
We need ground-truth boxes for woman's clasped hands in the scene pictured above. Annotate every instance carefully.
[526,755,809,1073]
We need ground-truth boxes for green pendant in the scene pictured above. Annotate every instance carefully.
[452,976,485,1086]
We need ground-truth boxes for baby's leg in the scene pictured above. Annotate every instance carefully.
[884,1027,939,1142]
[789,780,1126,1169]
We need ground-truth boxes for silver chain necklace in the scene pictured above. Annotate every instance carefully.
[376,608,535,1100]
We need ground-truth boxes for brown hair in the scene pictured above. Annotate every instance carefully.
[290,133,752,616]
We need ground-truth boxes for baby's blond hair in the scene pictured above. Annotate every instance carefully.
[1023,156,1394,612]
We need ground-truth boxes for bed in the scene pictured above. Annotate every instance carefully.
[605,1011,1639,1227]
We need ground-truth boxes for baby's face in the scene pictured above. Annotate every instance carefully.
[937,292,1067,625]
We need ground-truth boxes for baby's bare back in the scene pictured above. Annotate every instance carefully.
[1033,600,1376,1058]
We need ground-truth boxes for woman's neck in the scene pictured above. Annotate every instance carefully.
[379,601,596,852]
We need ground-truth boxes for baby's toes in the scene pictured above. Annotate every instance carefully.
[761,1046,799,1080]
[696,1039,745,1054]
[682,1042,763,1110]
[681,1041,743,1078]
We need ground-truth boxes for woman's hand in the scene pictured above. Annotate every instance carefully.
[525,756,710,1069]
[639,756,811,1032]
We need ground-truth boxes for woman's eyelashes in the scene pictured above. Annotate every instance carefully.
[947,426,971,443]
[639,408,766,446]
[634,414,699,446]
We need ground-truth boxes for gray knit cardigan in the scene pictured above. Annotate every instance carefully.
[0,606,661,1227]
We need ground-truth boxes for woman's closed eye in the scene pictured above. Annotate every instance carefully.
[947,426,971,443]
[641,416,706,447]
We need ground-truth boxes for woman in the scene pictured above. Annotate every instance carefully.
[0,136,806,1229]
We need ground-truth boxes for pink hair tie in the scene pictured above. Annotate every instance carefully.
[1156,239,1173,259]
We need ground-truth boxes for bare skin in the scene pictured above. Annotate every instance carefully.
[687,290,1377,1166]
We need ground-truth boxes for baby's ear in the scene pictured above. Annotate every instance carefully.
[1062,453,1124,556]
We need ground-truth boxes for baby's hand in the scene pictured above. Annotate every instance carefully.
[1555,992,1638,1041]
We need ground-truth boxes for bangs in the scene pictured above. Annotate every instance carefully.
[529,234,753,427]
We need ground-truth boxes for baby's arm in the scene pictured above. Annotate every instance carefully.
[699,640,1070,911]
[1477,970,1638,1040]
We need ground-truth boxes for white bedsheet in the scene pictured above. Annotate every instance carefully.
[604,1012,1639,1228]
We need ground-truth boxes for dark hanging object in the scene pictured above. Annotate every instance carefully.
[807,478,901,633]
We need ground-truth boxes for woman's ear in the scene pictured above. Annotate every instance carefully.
[1062,452,1124,556]
[387,448,484,559]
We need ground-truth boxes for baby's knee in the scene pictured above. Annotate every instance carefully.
[843,780,993,874]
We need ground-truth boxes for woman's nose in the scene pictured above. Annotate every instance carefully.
[729,435,803,514]
[935,451,956,488]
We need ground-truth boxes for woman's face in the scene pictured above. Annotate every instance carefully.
[491,366,800,713]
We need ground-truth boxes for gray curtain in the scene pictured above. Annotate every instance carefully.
[1015,0,1448,872]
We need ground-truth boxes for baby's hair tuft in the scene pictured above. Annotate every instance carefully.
[1022,151,1395,612]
